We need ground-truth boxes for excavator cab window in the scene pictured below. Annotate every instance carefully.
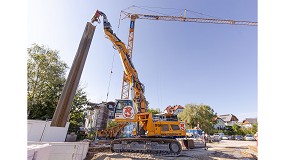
[161,124,169,131]
[152,114,159,122]
[167,115,178,121]
[114,99,133,114]
[171,124,180,131]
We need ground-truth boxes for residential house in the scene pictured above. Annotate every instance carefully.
[241,118,257,128]
[84,109,98,132]
[164,105,184,115]
[84,101,116,131]
[236,121,243,126]
[214,114,239,130]
[213,117,226,130]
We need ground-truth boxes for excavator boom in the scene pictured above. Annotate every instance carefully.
[92,10,147,113]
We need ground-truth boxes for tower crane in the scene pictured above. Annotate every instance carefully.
[119,7,257,99]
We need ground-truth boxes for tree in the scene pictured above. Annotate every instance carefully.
[27,44,68,120]
[177,103,216,134]
[68,87,88,140]
[232,123,243,135]
[27,44,88,130]
[147,108,160,114]
[240,123,258,135]
[107,120,118,128]
[251,123,258,135]
[68,87,88,133]
[222,126,235,135]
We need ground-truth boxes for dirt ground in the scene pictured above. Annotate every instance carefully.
[87,140,258,160]
[207,140,258,159]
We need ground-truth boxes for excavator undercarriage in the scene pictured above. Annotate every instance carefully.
[111,137,182,155]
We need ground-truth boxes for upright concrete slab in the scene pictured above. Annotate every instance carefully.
[51,22,96,127]
[28,120,69,142]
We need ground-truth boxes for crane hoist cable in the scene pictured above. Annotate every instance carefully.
[105,12,122,102]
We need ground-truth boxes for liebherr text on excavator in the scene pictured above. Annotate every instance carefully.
[91,10,187,155]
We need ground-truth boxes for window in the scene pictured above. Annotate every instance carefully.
[171,125,180,131]
[161,124,169,131]
[115,102,123,113]
[114,100,133,114]
[116,102,123,110]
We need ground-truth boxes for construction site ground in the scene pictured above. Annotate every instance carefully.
[86,140,258,160]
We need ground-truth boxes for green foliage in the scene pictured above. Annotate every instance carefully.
[86,130,97,140]
[27,44,68,120]
[68,87,88,134]
[221,126,235,135]
[232,123,243,135]
[251,123,258,134]
[107,120,118,128]
[216,123,258,136]
[147,108,160,114]
[177,103,216,134]
[27,44,89,141]
[240,123,258,135]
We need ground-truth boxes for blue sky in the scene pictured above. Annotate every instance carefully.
[27,0,257,121]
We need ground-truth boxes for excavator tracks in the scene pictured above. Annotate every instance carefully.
[110,138,182,155]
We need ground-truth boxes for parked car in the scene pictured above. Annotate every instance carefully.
[235,135,243,141]
[227,135,235,140]
[222,135,229,140]
[213,133,224,140]
[244,134,255,141]
[209,134,221,142]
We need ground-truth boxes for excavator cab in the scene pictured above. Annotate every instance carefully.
[112,99,137,121]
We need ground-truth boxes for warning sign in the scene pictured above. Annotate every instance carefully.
[180,122,186,130]
[122,105,135,119]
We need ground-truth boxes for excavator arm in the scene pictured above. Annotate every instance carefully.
[92,10,147,113]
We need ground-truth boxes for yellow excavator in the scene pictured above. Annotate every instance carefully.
[91,10,187,155]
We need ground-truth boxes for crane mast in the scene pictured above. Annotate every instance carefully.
[120,9,257,100]
[121,14,136,99]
